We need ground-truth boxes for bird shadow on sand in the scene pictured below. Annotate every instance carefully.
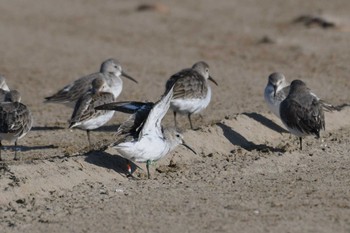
[2,144,58,152]
[93,124,120,133]
[242,112,288,134]
[217,123,285,153]
[31,126,66,131]
[84,150,141,177]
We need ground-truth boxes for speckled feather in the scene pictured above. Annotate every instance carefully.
[166,68,208,99]
[69,91,115,128]
[280,80,325,138]
[45,58,136,106]
[46,73,109,104]
[0,101,33,139]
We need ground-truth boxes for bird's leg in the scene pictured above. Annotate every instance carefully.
[188,113,194,130]
[86,130,92,148]
[299,137,303,150]
[0,140,2,161]
[173,111,178,129]
[14,140,19,161]
[146,160,151,179]
[126,159,132,176]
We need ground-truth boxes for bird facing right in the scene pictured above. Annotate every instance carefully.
[279,80,325,150]
[45,58,137,108]
[69,77,115,147]
[165,61,218,130]
[96,86,196,179]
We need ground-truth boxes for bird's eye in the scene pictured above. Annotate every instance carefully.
[205,68,209,73]
[176,134,180,138]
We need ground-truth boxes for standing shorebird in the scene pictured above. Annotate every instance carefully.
[69,77,115,147]
[264,72,340,119]
[165,61,218,130]
[0,90,33,160]
[96,87,196,179]
[45,58,137,108]
[264,72,290,118]
[280,80,325,150]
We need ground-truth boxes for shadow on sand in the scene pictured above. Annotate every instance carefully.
[217,123,285,153]
[242,112,288,134]
[84,150,141,177]
[31,126,66,131]
[2,144,58,152]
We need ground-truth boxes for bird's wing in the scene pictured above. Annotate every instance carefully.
[281,96,325,137]
[276,85,290,102]
[166,69,207,99]
[0,89,8,102]
[95,101,154,140]
[0,102,32,136]
[45,73,100,103]
[116,103,153,137]
[69,91,115,127]
[139,86,174,139]
[95,101,150,113]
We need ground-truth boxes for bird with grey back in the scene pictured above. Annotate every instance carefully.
[0,90,33,160]
[280,80,325,150]
[96,86,196,179]
[165,61,218,130]
[69,77,115,147]
[264,72,340,119]
[45,58,137,108]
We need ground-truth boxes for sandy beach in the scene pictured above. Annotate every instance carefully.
[1,0,350,232]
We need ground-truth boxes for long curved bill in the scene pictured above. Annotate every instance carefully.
[122,71,138,83]
[182,141,197,155]
[208,76,218,86]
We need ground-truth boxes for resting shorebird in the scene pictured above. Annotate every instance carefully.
[0,90,33,160]
[264,72,339,119]
[96,86,196,179]
[165,61,218,130]
[280,80,325,150]
[264,72,290,118]
[69,77,115,146]
[45,58,137,107]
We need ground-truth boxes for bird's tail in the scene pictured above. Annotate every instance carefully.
[320,101,349,112]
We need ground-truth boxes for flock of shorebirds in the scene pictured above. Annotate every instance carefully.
[0,58,343,178]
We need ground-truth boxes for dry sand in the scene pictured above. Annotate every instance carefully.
[1,0,350,232]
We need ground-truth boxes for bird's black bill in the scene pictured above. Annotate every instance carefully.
[273,85,277,97]
[182,142,197,155]
[122,72,138,83]
[208,76,218,86]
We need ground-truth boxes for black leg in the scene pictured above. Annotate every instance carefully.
[0,140,2,161]
[188,113,194,130]
[299,137,303,150]
[86,130,91,147]
[14,140,18,160]
[173,111,177,128]
[146,160,151,179]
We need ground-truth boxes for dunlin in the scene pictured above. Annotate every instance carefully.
[165,61,218,130]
